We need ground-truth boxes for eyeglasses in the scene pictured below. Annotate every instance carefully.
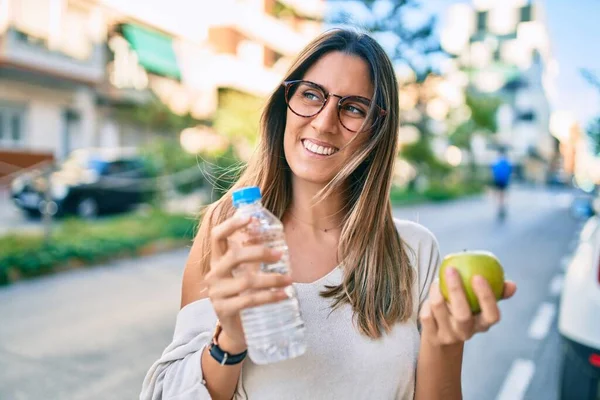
[282,80,387,133]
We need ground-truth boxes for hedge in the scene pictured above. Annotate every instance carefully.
[0,211,198,285]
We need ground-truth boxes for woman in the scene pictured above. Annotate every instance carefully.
[141,28,517,400]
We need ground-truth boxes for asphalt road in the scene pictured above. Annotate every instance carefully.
[0,186,583,399]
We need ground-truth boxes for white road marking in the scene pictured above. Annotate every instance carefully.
[549,275,564,296]
[528,302,557,340]
[496,359,536,400]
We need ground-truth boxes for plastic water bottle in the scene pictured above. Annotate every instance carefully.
[231,186,307,364]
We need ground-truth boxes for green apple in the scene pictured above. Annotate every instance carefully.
[439,250,505,313]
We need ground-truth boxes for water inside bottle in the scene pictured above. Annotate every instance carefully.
[236,208,307,364]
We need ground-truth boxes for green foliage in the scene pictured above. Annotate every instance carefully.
[0,211,197,285]
[204,146,246,201]
[213,89,264,146]
[448,121,473,149]
[466,92,501,133]
[329,0,441,73]
[401,135,452,176]
[113,95,203,134]
[449,92,502,151]
[272,0,322,21]
[139,137,206,194]
[389,180,484,206]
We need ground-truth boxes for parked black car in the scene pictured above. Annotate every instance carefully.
[11,148,153,218]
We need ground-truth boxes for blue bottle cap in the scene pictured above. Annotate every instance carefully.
[232,186,262,207]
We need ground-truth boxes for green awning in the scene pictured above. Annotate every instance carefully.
[121,24,181,80]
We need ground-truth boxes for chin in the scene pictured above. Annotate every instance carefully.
[285,143,340,186]
[288,161,336,186]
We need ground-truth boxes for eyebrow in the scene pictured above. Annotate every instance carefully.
[306,80,374,102]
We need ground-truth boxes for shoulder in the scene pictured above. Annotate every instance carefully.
[392,218,439,252]
[393,218,441,312]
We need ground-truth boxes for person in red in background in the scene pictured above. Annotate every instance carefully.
[491,147,513,221]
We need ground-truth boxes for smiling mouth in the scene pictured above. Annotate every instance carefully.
[301,139,339,156]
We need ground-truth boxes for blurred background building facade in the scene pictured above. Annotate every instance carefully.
[441,0,558,183]
[0,0,323,178]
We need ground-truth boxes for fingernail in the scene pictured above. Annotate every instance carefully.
[446,267,459,285]
[270,249,282,257]
[473,275,486,288]
[237,215,251,223]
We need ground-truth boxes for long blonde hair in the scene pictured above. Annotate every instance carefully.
[196,28,414,338]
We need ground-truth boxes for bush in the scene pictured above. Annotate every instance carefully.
[139,138,207,195]
[0,211,197,285]
[390,180,485,206]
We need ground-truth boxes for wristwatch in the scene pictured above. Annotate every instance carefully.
[208,321,248,366]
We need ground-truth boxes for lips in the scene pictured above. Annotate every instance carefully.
[301,139,339,156]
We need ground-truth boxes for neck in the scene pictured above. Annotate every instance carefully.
[284,178,346,232]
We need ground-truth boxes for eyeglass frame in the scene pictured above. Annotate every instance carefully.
[282,80,388,133]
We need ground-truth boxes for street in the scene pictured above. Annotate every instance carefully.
[0,186,583,400]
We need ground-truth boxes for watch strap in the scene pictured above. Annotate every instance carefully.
[208,321,248,366]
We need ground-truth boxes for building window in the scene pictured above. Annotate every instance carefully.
[0,106,25,147]
[517,110,536,122]
[11,114,21,141]
[520,5,532,23]
[477,11,488,32]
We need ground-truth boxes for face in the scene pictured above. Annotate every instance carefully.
[283,51,374,186]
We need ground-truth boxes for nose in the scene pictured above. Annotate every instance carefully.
[310,95,339,134]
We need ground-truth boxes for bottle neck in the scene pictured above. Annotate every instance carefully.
[235,200,262,211]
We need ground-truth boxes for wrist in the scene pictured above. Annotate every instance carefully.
[421,327,465,350]
[218,330,247,355]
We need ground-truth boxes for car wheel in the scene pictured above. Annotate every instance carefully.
[23,209,40,219]
[559,341,600,400]
[76,197,99,219]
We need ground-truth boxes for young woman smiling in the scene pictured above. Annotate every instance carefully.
[141,28,517,400]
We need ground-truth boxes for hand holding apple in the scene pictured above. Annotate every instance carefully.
[439,250,505,313]
[418,250,517,346]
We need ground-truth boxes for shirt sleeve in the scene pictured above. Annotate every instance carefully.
[140,299,217,400]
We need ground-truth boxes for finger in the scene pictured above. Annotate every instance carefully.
[444,267,474,340]
[210,215,252,261]
[419,300,438,337]
[501,281,517,300]
[214,288,289,316]
[208,273,292,299]
[429,282,459,344]
[472,275,501,330]
[212,245,282,277]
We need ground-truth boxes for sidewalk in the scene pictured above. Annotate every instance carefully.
[0,186,47,235]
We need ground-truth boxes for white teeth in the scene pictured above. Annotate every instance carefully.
[303,140,337,156]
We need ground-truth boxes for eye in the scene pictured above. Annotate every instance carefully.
[302,90,323,102]
[342,103,367,117]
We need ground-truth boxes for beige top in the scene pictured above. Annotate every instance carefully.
[140,219,441,400]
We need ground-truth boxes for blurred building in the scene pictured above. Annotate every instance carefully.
[441,0,558,183]
[97,0,323,148]
[0,0,105,177]
[0,0,323,173]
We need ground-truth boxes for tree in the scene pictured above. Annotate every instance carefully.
[448,92,501,179]
[330,0,450,185]
[212,88,264,146]
[113,94,204,134]
[328,0,441,77]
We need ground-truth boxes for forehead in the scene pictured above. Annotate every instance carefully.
[302,51,374,99]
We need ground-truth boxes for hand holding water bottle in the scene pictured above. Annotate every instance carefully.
[204,212,293,352]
